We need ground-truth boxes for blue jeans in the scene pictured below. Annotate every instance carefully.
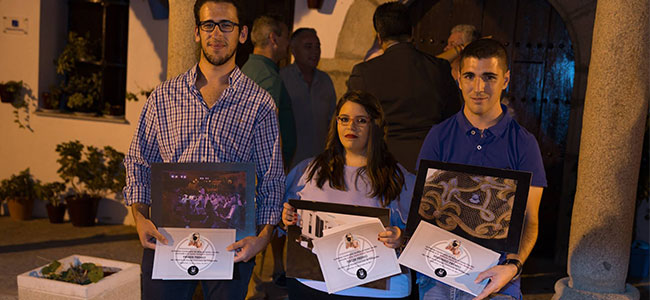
[418,277,518,300]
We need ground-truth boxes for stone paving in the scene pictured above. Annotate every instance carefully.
[0,216,646,300]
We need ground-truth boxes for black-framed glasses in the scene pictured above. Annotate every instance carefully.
[337,115,371,127]
[198,20,240,33]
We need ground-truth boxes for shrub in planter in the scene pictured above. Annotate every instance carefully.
[36,181,67,223]
[17,254,140,300]
[56,141,125,226]
[0,168,38,221]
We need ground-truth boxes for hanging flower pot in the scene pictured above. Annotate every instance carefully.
[307,0,324,9]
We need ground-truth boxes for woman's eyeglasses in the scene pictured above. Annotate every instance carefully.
[337,116,371,127]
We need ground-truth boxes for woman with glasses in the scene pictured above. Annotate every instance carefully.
[281,90,414,299]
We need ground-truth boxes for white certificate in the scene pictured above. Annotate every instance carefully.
[398,220,500,296]
[312,218,401,294]
[152,227,235,280]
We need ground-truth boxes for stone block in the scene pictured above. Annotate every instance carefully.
[17,255,140,300]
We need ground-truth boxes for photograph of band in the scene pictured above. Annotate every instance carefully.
[151,163,256,240]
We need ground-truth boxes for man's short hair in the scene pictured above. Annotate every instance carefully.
[290,27,317,43]
[193,0,242,25]
[459,39,509,71]
[451,24,480,44]
[373,2,411,42]
[250,15,286,48]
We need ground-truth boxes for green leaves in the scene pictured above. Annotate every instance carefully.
[55,141,126,198]
[0,168,38,203]
[41,260,106,285]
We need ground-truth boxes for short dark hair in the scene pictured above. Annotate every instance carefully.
[193,0,242,25]
[459,38,509,71]
[290,27,317,43]
[373,2,411,42]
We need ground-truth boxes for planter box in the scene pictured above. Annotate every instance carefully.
[17,255,140,300]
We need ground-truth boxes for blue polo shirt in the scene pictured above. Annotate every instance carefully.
[416,104,547,298]
[417,104,547,187]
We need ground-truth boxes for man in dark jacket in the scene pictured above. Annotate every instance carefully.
[347,2,461,173]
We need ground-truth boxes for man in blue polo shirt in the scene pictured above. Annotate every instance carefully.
[417,39,546,300]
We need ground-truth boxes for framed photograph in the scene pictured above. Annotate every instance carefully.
[151,162,256,241]
[286,199,390,290]
[405,160,532,253]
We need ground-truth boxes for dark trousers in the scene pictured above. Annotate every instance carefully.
[141,248,255,300]
[286,278,410,300]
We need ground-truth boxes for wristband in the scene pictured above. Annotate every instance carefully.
[503,258,523,281]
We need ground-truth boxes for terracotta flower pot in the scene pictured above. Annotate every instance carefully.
[46,203,67,223]
[7,198,34,221]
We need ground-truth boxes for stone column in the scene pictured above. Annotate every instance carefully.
[167,0,199,79]
[553,0,649,299]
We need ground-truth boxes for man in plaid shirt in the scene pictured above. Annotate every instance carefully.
[123,0,284,298]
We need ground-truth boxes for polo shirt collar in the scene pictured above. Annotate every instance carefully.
[247,54,279,72]
[458,103,511,137]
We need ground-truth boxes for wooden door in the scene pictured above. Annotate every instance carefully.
[410,0,575,260]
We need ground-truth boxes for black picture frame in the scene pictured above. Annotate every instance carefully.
[405,160,532,254]
[151,162,256,241]
[286,199,390,289]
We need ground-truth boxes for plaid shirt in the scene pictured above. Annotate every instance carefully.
[123,65,285,225]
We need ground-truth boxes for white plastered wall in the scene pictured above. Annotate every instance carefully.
[0,0,168,225]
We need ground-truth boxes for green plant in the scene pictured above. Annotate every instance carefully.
[55,140,126,199]
[0,169,38,204]
[41,85,62,109]
[41,260,105,285]
[36,182,67,206]
[65,72,102,112]
[56,32,96,75]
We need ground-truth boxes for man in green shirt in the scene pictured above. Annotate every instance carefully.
[241,15,296,171]
[241,15,294,300]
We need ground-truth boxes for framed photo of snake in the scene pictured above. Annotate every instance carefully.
[405,160,532,253]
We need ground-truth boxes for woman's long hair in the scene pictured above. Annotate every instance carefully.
[306,90,405,207]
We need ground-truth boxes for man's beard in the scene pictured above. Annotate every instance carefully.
[202,42,237,66]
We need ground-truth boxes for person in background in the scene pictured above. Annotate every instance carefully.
[123,0,284,299]
[280,28,337,169]
[347,1,461,174]
[436,24,480,81]
[241,15,297,172]
[282,90,414,300]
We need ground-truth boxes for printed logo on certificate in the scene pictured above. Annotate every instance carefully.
[398,221,500,296]
[152,227,235,279]
[312,219,401,294]
[334,232,375,280]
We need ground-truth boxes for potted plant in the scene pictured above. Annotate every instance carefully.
[0,168,37,221]
[40,85,62,112]
[56,141,125,226]
[0,80,23,103]
[65,72,102,115]
[36,181,67,223]
[55,32,102,115]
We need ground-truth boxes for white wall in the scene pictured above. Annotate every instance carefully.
[0,0,168,225]
[292,0,354,59]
